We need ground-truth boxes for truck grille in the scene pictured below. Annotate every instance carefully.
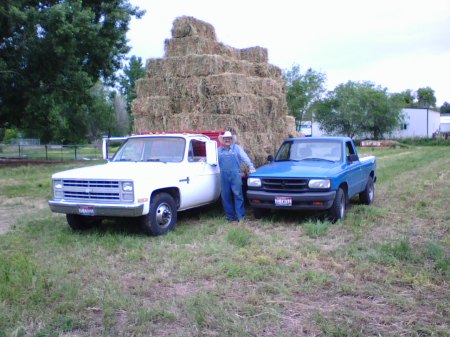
[261,178,309,192]
[63,180,119,189]
[61,179,121,202]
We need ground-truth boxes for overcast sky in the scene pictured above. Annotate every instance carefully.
[127,0,450,106]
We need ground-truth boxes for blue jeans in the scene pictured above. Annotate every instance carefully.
[220,170,245,221]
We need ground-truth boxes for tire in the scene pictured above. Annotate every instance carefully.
[359,176,375,205]
[328,188,346,223]
[139,193,177,236]
[66,214,101,230]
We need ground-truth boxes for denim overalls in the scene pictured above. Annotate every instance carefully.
[218,145,245,221]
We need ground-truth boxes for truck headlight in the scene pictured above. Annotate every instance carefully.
[247,177,262,187]
[309,179,330,189]
[122,181,134,191]
[53,180,63,189]
[53,179,63,198]
[121,181,134,202]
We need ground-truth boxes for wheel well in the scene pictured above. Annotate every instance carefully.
[339,182,349,203]
[339,182,348,194]
[151,188,180,208]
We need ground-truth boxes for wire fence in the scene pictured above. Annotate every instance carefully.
[0,144,103,161]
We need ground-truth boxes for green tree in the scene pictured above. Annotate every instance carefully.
[85,82,118,141]
[0,0,144,143]
[440,102,450,114]
[416,87,437,108]
[119,55,146,120]
[315,81,403,139]
[2,128,19,144]
[391,89,416,107]
[284,65,326,125]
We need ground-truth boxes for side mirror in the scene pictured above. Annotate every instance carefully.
[102,138,109,160]
[347,154,359,163]
[206,140,218,165]
[267,155,274,163]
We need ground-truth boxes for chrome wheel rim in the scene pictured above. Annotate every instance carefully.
[156,203,172,228]
[369,183,374,201]
[339,195,345,219]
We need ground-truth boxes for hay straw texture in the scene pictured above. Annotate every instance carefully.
[132,16,296,166]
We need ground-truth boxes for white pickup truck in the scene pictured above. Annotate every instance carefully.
[48,133,221,236]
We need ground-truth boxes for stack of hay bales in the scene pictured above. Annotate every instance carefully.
[133,16,296,166]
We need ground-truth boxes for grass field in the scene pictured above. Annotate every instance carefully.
[0,146,449,336]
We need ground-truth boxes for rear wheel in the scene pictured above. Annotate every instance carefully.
[139,193,177,236]
[328,188,346,223]
[66,214,101,230]
[359,176,375,205]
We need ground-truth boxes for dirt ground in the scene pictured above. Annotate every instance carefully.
[0,159,65,235]
[0,195,49,235]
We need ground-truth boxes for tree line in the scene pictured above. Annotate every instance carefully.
[1,1,449,144]
[284,65,449,139]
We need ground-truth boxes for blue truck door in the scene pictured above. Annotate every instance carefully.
[345,141,364,197]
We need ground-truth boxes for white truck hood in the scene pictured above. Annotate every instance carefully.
[51,162,182,180]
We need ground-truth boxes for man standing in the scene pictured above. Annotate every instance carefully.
[218,131,256,222]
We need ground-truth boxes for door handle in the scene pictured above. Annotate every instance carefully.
[179,177,190,184]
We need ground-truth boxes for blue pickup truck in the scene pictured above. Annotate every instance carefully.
[246,136,376,222]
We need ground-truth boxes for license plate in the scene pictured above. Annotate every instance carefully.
[275,196,292,207]
[79,206,95,216]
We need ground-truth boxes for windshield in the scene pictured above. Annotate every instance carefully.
[275,140,342,162]
[112,137,186,163]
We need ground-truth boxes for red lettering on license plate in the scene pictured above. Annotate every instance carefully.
[79,206,95,216]
[275,197,292,207]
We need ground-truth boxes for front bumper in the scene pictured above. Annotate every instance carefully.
[246,190,336,210]
[48,200,144,217]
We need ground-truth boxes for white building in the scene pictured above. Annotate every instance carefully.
[440,114,450,133]
[309,108,442,139]
[392,108,441,138]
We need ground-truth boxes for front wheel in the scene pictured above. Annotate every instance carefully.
[66,214,101,230]
[359,176,375,205]
[139,193,177,236]
[328,188,346,223]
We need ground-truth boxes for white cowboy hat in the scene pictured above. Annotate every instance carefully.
[218,131,237,143]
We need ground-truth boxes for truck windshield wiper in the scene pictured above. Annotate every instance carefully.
[145,158,161,162]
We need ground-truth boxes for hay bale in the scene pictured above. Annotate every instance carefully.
[260,78,284,97]
[203,74,250,96]
[170,98,197,114]
[137,77,285,116]
[138,77,206,98]
[240,47,268,63]
[132,97,171,118]
[147,55,283,80]
[171,16,217,40]
[147,55,226,77]
[165,36,219,57]
[217,44,242,60]
[203,94,259,115]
